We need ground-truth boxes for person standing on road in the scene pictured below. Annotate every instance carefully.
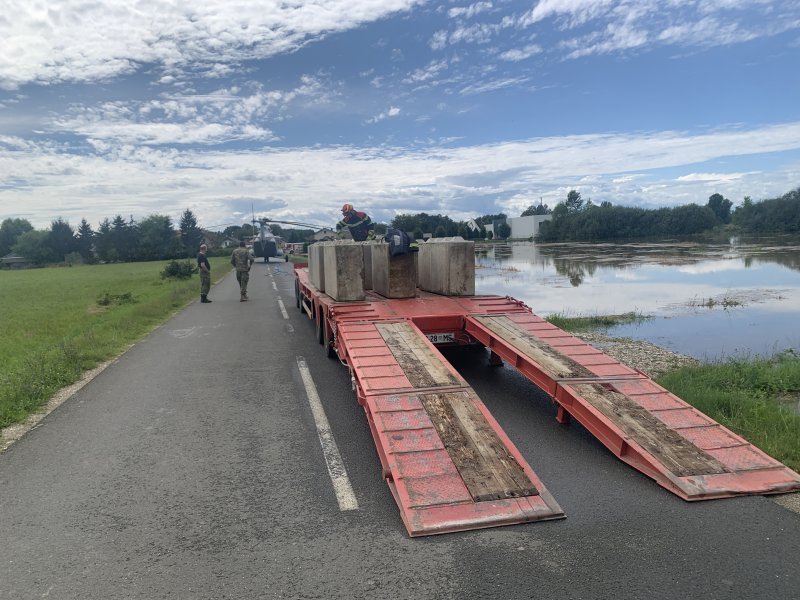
[231,240,255,302]
[197,244,212,303]
[336,203,375,241]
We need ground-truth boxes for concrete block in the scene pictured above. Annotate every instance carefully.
[308,242,326,291]
[360,241,377,290]
[323,241,365,301]
[418,237,475,296]
[371,243,417,298]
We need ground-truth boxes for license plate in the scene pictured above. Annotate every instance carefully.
[426,332,455,344]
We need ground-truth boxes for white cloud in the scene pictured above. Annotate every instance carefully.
[4,121,800,230]
[366,106,401,124]
[0,0,423,89]
[403,59,449,84]
[459,76,530,95]
[498,44,542,61]
[513,0,800,59]
[46,79,331,145]
[449,2,494,20]
[676,172,748,182]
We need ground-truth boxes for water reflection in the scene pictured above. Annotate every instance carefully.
[474,236,800,360]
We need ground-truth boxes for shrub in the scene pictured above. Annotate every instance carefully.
[160,259,196,279]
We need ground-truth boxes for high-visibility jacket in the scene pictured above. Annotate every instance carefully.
[336,210,375,241]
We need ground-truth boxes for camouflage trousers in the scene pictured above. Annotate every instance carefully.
[199,271,211,295]
[236,270,250,296]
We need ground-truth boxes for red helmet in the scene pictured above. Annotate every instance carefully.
[341,203,354,213]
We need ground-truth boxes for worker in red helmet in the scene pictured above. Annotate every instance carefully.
[336,203,375,241]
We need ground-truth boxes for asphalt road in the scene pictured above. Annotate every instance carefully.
[1,262,799,600]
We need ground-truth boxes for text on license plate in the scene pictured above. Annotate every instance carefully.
[426,332,455,344]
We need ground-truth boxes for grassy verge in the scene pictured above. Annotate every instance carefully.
[657,352,800,472]
[546,311,651,331]
[0,259,228,429]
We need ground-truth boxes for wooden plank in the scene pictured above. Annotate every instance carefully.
[420,391,539,501]
[376,322,460,388]
[474,315,593,379]
[572,383,728,477]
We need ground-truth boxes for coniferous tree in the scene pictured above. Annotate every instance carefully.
[47,218,77,262]
[179,209,203,257]
[76,218,95,263]
[95,218,115,262]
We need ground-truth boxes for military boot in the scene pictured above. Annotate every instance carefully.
[201,295,212,303]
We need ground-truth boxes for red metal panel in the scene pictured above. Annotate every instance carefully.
[706,445,782,471]
[676,425,743,450]
[651,408,715,429]
[383,428,444,453]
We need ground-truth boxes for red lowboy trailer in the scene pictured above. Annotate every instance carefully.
[293,262,800,536]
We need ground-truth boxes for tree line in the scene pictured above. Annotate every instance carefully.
[3,187,797,266]
[1,210,205,265]
[536,187,800,242]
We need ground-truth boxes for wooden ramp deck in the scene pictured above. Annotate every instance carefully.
[336,319,565,536]
[465,313,800,500]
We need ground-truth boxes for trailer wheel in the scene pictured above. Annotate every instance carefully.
[316,314,324,345]
[323,324,336,359]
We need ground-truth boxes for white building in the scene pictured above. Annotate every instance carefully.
[507,215,552,239]
[483,215,552,239]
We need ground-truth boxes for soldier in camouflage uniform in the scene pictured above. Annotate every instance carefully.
[197,244,212,303]
[231,240,255,301]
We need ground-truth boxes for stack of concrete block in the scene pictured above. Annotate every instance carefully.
[308,242,326,292]
[371,243,417,299]
[323,241,365,301]
[417,237,475,296]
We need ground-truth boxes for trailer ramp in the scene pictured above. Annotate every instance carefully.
[465,313,800,500]
[337,319,564,536]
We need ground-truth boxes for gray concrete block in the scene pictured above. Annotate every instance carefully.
[360,241,377,290]
[308,242,326,291]
[323,241,365,301]
[417,237,475,296]
[371,243,416,298]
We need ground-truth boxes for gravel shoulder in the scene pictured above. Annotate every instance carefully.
[575,331,699,379]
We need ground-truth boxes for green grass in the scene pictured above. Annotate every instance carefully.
[0,259,228,429]
[546,311,651,331]
[657,351,800,472]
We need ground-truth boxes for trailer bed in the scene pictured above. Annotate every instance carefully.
[294,265,800,534]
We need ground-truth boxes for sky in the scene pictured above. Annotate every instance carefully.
[1,0,799,233]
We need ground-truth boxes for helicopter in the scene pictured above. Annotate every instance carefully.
[206,208,324,261]
[246,211,325,262]
[250,217,287,262]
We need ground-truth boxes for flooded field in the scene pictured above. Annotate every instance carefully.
[474,236,800,361]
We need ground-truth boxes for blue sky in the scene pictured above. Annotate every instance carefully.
[1,0,799,232]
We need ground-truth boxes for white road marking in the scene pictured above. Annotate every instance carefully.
[271,281,278,290]
[277,297,289,319]
[296,357,359,511]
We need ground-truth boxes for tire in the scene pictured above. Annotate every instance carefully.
[316,314,324,345]
[294,279,301,310]
[323,323,337,359]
